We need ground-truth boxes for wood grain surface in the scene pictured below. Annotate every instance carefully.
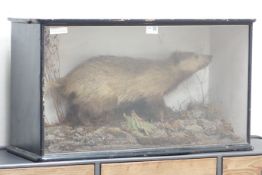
[224,156,262,175]
[102,158,217,175]
[0,164,94,175]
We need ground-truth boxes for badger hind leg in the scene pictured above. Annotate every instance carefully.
[76,96,119,126]
[64,103,83,126]
[63,93,83,126]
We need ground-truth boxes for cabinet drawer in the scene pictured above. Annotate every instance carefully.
[0,164,94,175]
[102,158,217,175]
[223,156,262,175]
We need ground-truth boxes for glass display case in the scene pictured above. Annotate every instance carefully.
[8,19,255,161]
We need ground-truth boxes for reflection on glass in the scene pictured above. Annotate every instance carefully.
[43,25,249,154]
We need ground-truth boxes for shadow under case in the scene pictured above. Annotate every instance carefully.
[8,19,255,161]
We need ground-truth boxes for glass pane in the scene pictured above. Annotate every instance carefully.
[43,25,249,154]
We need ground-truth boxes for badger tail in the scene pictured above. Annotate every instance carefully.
[44,78,65,97]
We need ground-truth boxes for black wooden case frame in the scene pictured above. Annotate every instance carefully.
[7,18,255,162]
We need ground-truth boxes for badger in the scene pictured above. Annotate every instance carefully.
[57,52,211,125]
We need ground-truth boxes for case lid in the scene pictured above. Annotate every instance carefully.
[8,18,256,26]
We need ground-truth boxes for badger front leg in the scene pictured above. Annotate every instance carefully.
[147,96,169,121]
[134,96,168,122]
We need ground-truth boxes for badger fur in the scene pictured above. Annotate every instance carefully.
[58,52,211,125]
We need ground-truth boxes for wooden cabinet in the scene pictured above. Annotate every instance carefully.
[2,156,262,175]
[223,156,262,175]
[102,158,217,175]
[2,151,262,175]
[0,164,94,175]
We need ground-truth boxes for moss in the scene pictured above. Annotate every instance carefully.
[123,111,157,137]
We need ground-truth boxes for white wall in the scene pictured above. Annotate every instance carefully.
[209,25,249,138]
[0,0,262,147]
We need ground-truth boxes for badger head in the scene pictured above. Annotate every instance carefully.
[169,51,212,73]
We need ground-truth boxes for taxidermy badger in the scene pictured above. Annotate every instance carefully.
[57,52,211,125]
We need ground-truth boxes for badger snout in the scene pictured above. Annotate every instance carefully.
[200,54,212,65]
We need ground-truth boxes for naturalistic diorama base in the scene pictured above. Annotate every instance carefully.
[45,103,243,154]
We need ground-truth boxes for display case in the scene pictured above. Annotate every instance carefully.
[8,19,255,161]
